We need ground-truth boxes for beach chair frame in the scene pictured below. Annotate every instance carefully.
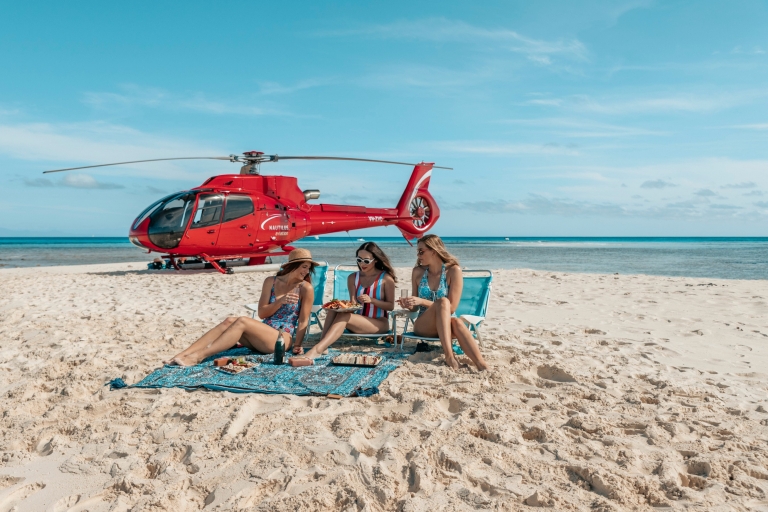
[244,261,329,331]
[399,269,493,348]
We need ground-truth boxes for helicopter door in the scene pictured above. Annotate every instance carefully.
[217,194,256,253]
[184,193,224,250]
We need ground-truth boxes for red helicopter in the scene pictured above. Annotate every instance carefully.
[45,152,450,273]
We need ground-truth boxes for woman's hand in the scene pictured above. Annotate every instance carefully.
[357,294,371,304]
[292,344,304,355]
[398,296,419,309]
[281,291,300,305]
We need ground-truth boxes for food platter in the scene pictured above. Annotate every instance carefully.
[322,299,362,313]
[214,356,256,374]
[331,354,382,368]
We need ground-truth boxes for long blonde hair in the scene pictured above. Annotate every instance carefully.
[417,234,459,267]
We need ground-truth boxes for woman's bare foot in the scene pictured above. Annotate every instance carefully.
[303,349,321,360]
[444,355,459,371]
[476,362,489,371]
[167,353,200,367]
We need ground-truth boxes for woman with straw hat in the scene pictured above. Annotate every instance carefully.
[165,249,318,366]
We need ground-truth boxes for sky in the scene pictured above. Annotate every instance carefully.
[1,0,768,237]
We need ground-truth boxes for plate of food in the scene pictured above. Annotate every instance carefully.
[322,299,363,313]
[331,354,382,368]
[214,356,256,374]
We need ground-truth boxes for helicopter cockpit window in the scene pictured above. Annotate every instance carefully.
[191,194,223,229]
[147,192,196,249]
[223,195,254,222]
[132,193,177,230]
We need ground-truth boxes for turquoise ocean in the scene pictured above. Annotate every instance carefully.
[1,237,767,280]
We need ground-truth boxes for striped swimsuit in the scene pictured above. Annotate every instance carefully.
[354,272,388,319]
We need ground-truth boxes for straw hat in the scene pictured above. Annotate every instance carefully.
[284,248,319,266]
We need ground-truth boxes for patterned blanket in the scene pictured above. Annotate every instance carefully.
[125,348,412,397]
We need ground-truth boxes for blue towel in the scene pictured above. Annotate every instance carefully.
[116,348,412,397]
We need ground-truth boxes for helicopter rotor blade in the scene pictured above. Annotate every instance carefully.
[43,157,232,174]
[275,156,453,170]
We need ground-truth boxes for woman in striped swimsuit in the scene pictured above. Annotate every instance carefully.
[300,242,396,360]
[399,235,488,371]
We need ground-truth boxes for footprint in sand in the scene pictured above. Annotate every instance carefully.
[0,482,45,512]
[536,365,577,383]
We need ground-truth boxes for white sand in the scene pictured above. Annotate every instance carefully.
[1,263,767,511]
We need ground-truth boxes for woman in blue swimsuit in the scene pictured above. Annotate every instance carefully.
[399,235,488,371]
[166,249,316,366]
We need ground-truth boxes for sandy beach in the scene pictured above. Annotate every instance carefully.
[0,263,767,511]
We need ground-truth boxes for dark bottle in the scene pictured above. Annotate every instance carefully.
[274,329,285,365]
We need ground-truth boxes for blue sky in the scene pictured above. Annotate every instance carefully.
[1,0,767,236]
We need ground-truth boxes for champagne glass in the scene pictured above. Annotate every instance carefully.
[400,288,409,309]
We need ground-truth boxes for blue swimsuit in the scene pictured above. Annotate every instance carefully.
[417,264,448,316]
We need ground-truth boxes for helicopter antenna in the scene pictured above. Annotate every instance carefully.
[43,152,453,174]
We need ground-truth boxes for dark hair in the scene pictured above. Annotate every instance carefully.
[357,241,397,283]
[276,260,316,283]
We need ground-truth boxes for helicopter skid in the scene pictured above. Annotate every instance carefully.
[162,247,295,274]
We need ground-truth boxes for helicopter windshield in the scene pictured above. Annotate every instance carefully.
[132,193,178,230]
[147,192,196,249]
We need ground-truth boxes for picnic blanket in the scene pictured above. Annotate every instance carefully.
[114,348,413,397]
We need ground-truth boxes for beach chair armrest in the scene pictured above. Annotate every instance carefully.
[244,303,260,319]
[459,314,484,327]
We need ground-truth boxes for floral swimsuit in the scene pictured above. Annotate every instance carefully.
[262,279,301,335]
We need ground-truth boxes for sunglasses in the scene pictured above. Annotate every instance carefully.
[417,249,427,255]
[356,257,375,265]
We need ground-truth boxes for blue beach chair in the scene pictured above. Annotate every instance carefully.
[332,263,397,343]
[244,261,328,331]
[400,269,493,348]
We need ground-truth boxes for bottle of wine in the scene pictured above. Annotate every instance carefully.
[274,328,285,365]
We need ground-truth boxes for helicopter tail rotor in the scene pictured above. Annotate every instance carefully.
[394,163,441,241]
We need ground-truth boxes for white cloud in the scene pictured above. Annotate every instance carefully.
[427,141,579,156]
[731,45,766,55]
[499,117,667,138]
[729,123,768,130]
[525,92,763,114]
[721,181,756,189]
[0,120,228,179]
[316,18,588,62]
[83,84,282,116]
[23,173,124,189]
[256,78,334,95]
[641,179,676,189]
[462,195,754,219]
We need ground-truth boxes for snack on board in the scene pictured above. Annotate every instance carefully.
[322,299,362,311]
[332,354,382,366]
[216,356,256,374]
